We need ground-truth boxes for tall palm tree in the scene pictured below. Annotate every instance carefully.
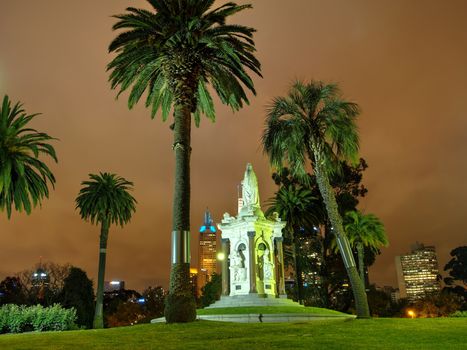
[107,0,261,322]
[266,184,321,304]
[0,95,57,218]
[75,173,136,329]
[341,210,388,285]
[262,80,370,318]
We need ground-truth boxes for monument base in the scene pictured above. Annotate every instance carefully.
[205,294,303,309]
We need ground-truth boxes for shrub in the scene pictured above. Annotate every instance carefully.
[451,310,467,317]
[0,304,76,333]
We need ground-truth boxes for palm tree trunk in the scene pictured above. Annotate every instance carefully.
[165,102,196,323]
[313,151,370,318]
[93,220,109,329]
[356,242,365,287]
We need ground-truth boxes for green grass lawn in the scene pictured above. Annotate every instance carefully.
[1,318,466,350]
[197,305,347,315]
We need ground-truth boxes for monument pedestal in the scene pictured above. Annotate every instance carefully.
[206,294,303,309]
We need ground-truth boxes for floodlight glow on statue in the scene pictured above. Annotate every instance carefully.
[208,163,295,308]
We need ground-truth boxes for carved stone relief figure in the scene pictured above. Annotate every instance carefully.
[229,249,246,282]
[263,248,274,281]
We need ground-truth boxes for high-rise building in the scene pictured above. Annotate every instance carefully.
[395,242,440,302]
[197,209,218,296]
[190,268,199,298]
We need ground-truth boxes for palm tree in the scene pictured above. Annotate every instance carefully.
[266,184,321,304]
[262,80,370,318]
[0,95,57,218]
[75,173,136,329]
[107,0,261,322]
[340,211,388,285]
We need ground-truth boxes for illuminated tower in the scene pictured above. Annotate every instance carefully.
[395,242,441,302]
[197,209,218,296]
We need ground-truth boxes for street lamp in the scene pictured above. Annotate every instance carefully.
[407,310,416,319]
[217,252,225,261]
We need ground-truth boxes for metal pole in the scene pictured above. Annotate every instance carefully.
[171,230,190,264]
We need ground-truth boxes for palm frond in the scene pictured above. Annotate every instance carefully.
[75,172,137,228]
[0,95,57,218]
[262,80,361,180]
[107,0,261,124]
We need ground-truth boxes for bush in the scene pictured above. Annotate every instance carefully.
[0,304,76,333]
[451,310,467,317]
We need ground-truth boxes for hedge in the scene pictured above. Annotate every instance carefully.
[0,304,77,334]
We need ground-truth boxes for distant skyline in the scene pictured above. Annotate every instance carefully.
[1,0,466,291]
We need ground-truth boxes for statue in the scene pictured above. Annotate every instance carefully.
[263,248,274,281]
[229,250,246,282]
[241,163,260,210]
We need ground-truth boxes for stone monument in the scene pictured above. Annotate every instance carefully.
[207,163,296,308]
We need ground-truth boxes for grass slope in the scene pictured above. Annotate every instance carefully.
[197,306,346,315]
[1,318,466,350]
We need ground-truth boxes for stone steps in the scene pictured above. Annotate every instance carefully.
[205,295,304,309]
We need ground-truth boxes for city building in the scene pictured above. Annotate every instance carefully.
[395,242,441,302]
[104,280,125,293]
[197,209,218,296]
[190,268,199,298]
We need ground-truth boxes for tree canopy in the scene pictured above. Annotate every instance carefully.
[0,95,57,218]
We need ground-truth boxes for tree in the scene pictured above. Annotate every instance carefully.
[411,291,462,317]
[444,246,467,309]
[75,173,136,329]
[107,0,261,323]
[106,301,145,328]
[365,285,392,317]
[0,95,57,218]
[141,286,165,321]
[200,273,221,307]
[60,267,95,329]
[333,211,388,286]
[16,262,71,306]
[267,162,372,310]
[265,184,322,304]
[262,80,370,317]
[0,277,27,305]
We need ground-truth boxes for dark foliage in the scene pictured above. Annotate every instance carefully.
[366,285,393,317]
[141,286,166,321]
[268,159,375,313]
[106,302,145,327]
[200,274,222,307]
[0,277,27,306]
[444,246,467,309]
[60,267,95,329]
[410,291,462,317]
